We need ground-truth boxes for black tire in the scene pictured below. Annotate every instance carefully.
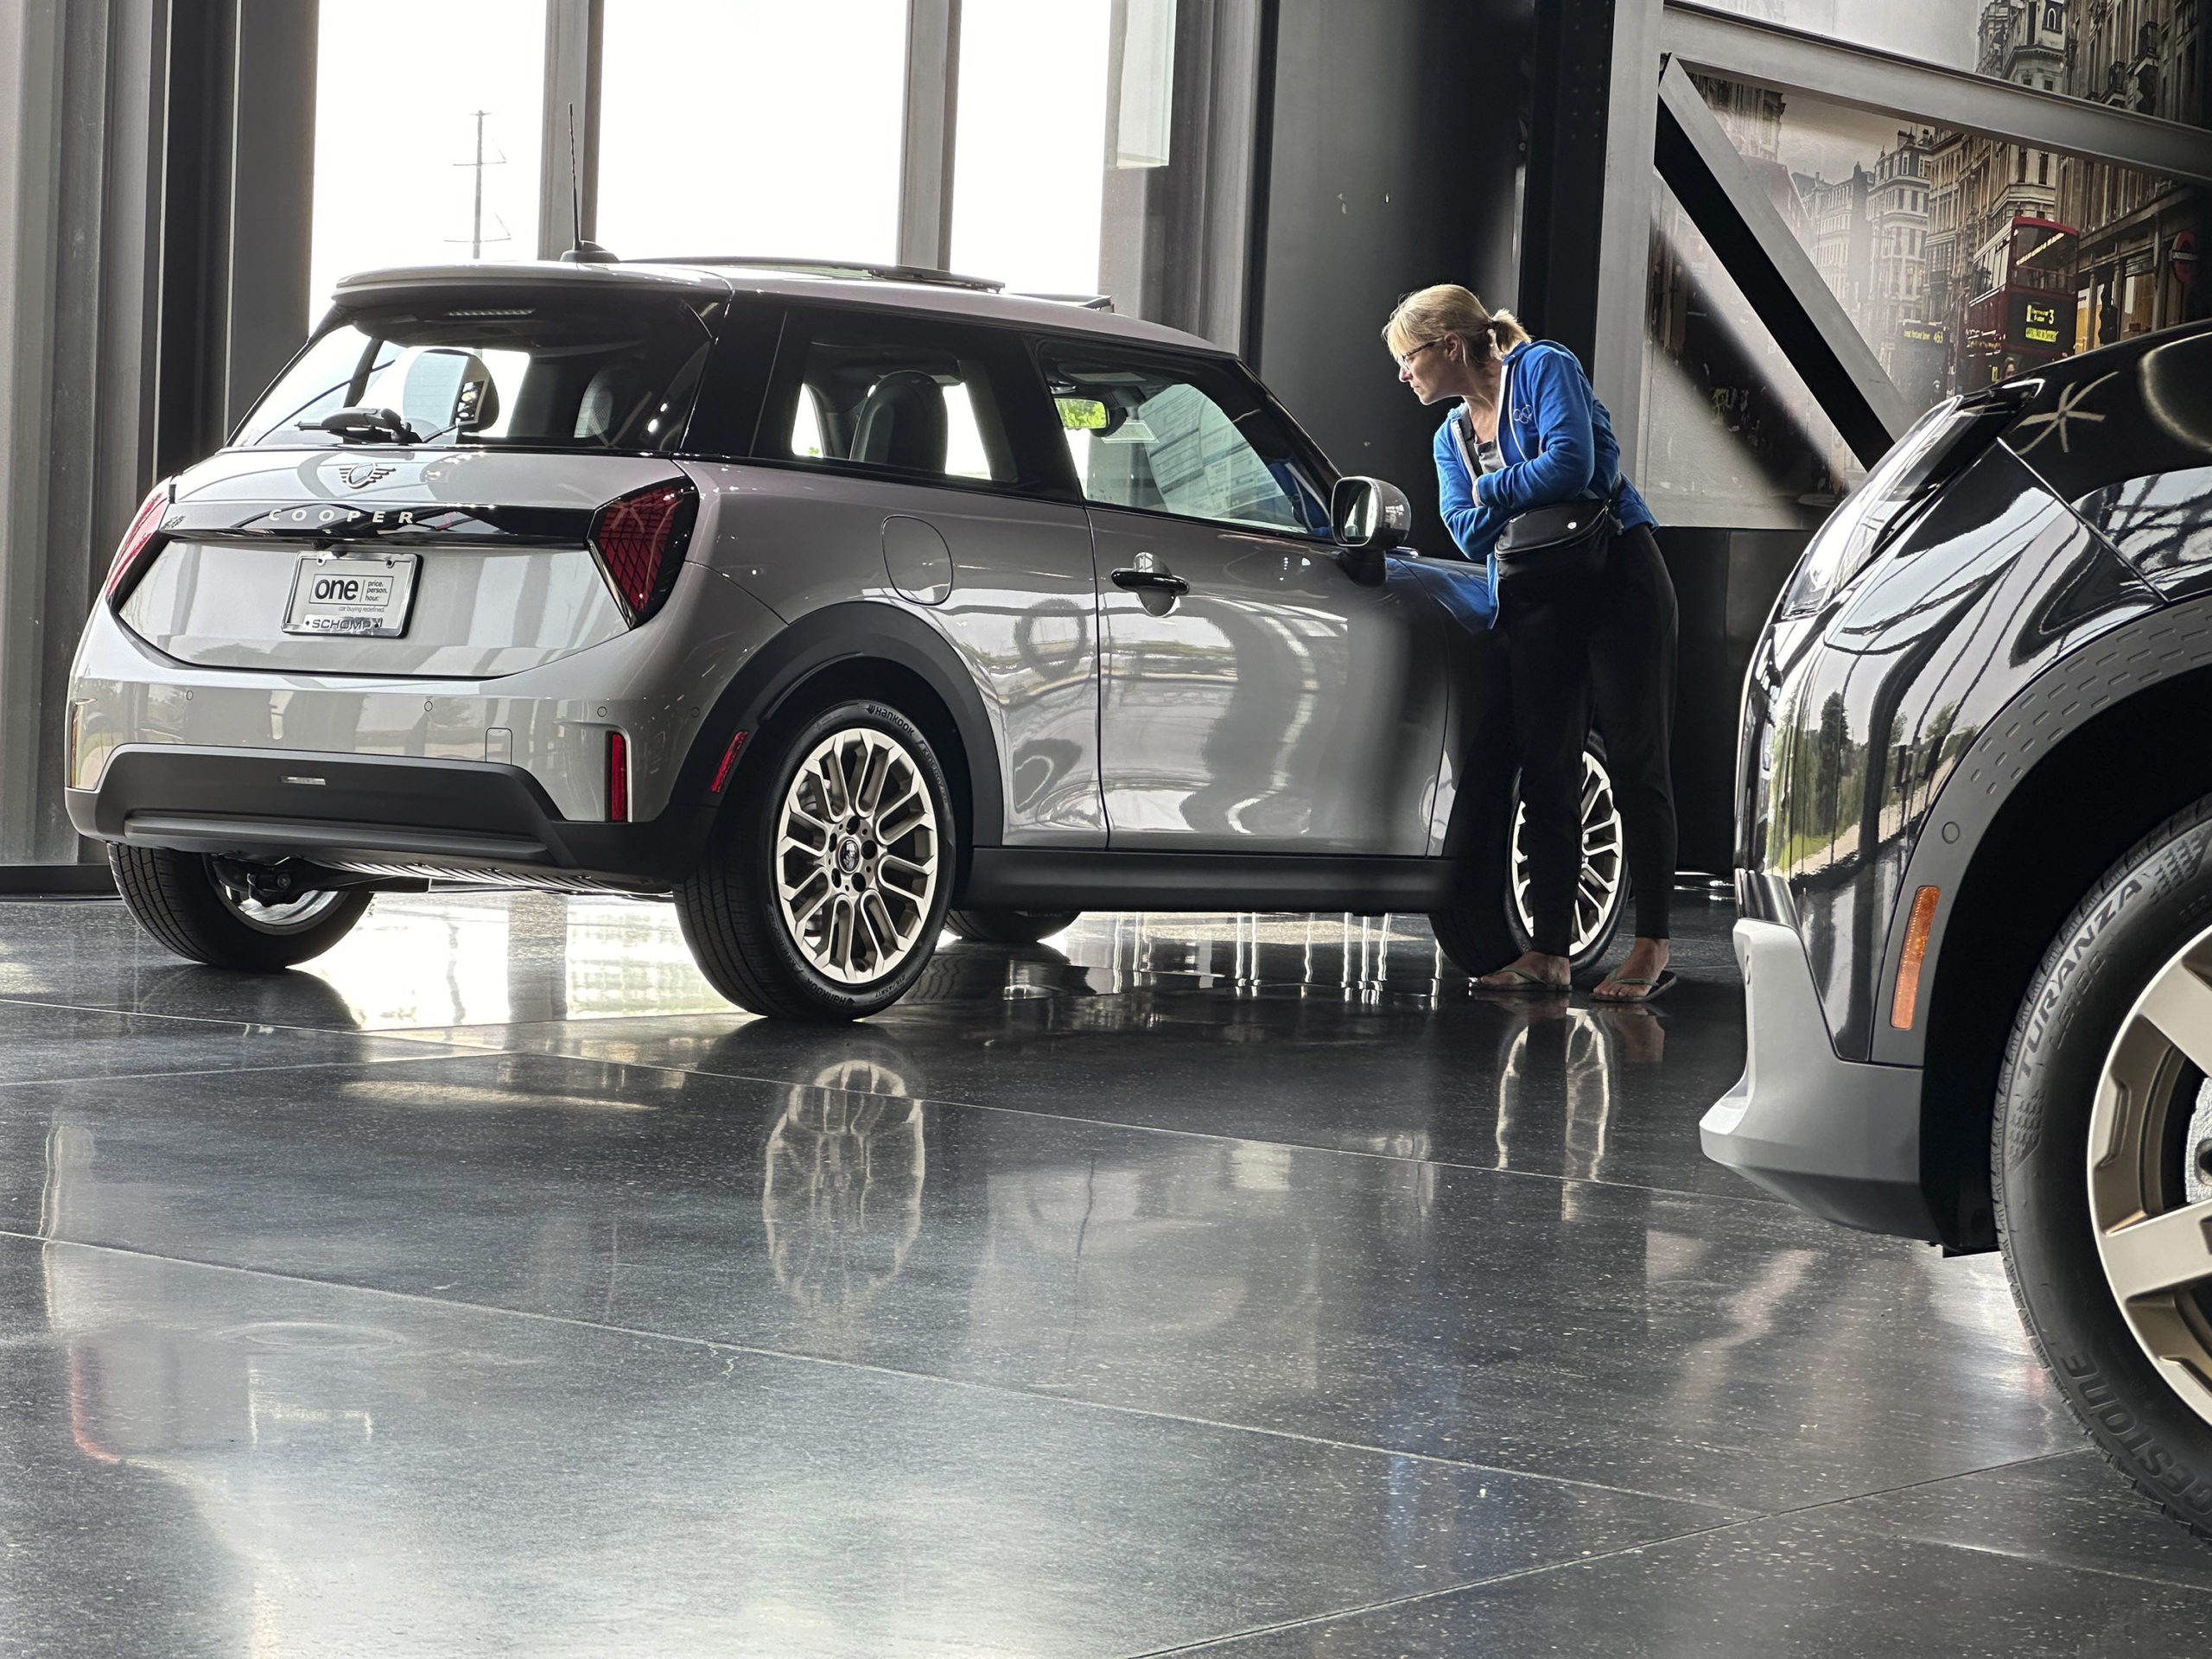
[109,846,371,970]
[675,698,955,1021]
[1994,794,2212,1537]
[1428,737,1625,977]
[944,907,1079,945]
[1428,903,1519,979]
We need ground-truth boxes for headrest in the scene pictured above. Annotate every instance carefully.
[850,371,948,473]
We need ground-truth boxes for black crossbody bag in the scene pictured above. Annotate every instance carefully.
[1460,350,1619,606]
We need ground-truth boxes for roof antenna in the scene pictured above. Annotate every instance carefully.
[559,103,617,264]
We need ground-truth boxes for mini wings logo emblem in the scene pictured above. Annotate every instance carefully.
[2012,373,2113,457]
[335,463,396,489]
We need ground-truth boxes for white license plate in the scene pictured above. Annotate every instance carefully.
[283,553,419,637]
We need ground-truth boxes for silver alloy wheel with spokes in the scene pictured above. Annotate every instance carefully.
[213,878,349,933]
[1510,748,1626,960]
[775,725,941,985]
[2088,925,2212,1428]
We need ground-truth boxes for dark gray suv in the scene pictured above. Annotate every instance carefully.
[67,258,1624,1018]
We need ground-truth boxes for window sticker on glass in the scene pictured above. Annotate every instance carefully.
[1058,397,1107,430]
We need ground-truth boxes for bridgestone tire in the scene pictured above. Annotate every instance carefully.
[1994,795,2212,1537]
[944,907,1079,945]
[675,699,955,1022]
[109,845,371,970]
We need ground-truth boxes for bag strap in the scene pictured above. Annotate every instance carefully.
[1452,406,1479,479]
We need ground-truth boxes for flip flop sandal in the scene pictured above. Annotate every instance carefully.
[1592,969,1678,1004]
[1477,966,1570,994]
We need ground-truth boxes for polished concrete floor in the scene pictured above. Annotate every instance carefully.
[1,887,2208,1656]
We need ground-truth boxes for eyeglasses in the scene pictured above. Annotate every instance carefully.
[1395,339,1446,370]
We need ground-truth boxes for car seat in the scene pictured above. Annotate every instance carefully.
[400,349,499,439]
[575,363,640,443]
[849,371,948,473]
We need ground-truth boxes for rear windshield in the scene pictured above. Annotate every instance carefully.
[235,291,717,453]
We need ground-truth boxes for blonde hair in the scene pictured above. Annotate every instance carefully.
[1382,284,1532,362]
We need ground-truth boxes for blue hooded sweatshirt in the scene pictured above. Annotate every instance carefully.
[1431,340,1656,620]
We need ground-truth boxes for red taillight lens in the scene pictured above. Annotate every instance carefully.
[607,730,629,822]
[588,481,693,623]
[103,484,172,601]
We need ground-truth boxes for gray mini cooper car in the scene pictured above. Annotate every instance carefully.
[66,257,1624,1019]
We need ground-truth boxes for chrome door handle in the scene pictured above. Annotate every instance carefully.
[1111,567,1190,595]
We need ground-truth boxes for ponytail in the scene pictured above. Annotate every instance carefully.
[1383,284,1529,362]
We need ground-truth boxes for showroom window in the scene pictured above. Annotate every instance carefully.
[948,0,1116,294]
[1687,0,2210,128]
[1643,57,2212,512]
[596,0,906,264]
[308,0,547,326]
[1643,172,1863,528]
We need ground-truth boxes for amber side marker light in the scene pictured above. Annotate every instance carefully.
[1891,885,1941,1030]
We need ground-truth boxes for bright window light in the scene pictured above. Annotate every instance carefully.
[308,0,547,328]
[950,0,1112,295]
[597,0,906,264]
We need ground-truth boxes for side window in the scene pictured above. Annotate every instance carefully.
[1039,345,1331,536]
[763,313,1017,486]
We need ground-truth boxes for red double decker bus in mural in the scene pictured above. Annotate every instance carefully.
[1962,215,2081,386]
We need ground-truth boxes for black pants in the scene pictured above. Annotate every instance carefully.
[1497,524,1678,956]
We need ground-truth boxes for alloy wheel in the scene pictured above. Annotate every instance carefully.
[774,725,941,985]
[1510,749,1625,959]
[213,876,349,934]
[2088,925,2212,1428]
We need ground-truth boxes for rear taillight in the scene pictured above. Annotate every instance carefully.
[607,730,629,822]
[103,483,172,602]
[588,480,695,624]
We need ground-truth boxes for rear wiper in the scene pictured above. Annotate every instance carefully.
[298,406,421,444]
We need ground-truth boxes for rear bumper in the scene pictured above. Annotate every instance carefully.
[67,745,709,889]
[1700,918,1940,1242]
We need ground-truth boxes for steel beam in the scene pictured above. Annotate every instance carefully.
[1517,0,1617,370]
[226,0,316,425]
[1663,3,2212,187]
[898,0,961,271]
[1594,0,1663,474]
[1655,55,1911,466]
[537,0,602,257]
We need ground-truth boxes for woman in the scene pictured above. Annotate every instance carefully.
[1384,285,1678,1001]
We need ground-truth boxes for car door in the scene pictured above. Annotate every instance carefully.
[696,306,1106,847]
[1038,340,1450,855]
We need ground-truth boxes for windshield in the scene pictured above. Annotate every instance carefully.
[236,291,717,452]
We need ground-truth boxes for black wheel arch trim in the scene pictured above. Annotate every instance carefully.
[1872,594,2212,1250]
[667,601,1007,884]
[1878,596,2212,1068]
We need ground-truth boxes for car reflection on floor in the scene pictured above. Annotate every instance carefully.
[10,887,2202,1653]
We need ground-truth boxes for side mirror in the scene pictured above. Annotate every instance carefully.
[1332,476,1412,550]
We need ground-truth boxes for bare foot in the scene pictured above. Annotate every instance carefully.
[1592,937,1671,1002]
[1476,950,1571,991]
